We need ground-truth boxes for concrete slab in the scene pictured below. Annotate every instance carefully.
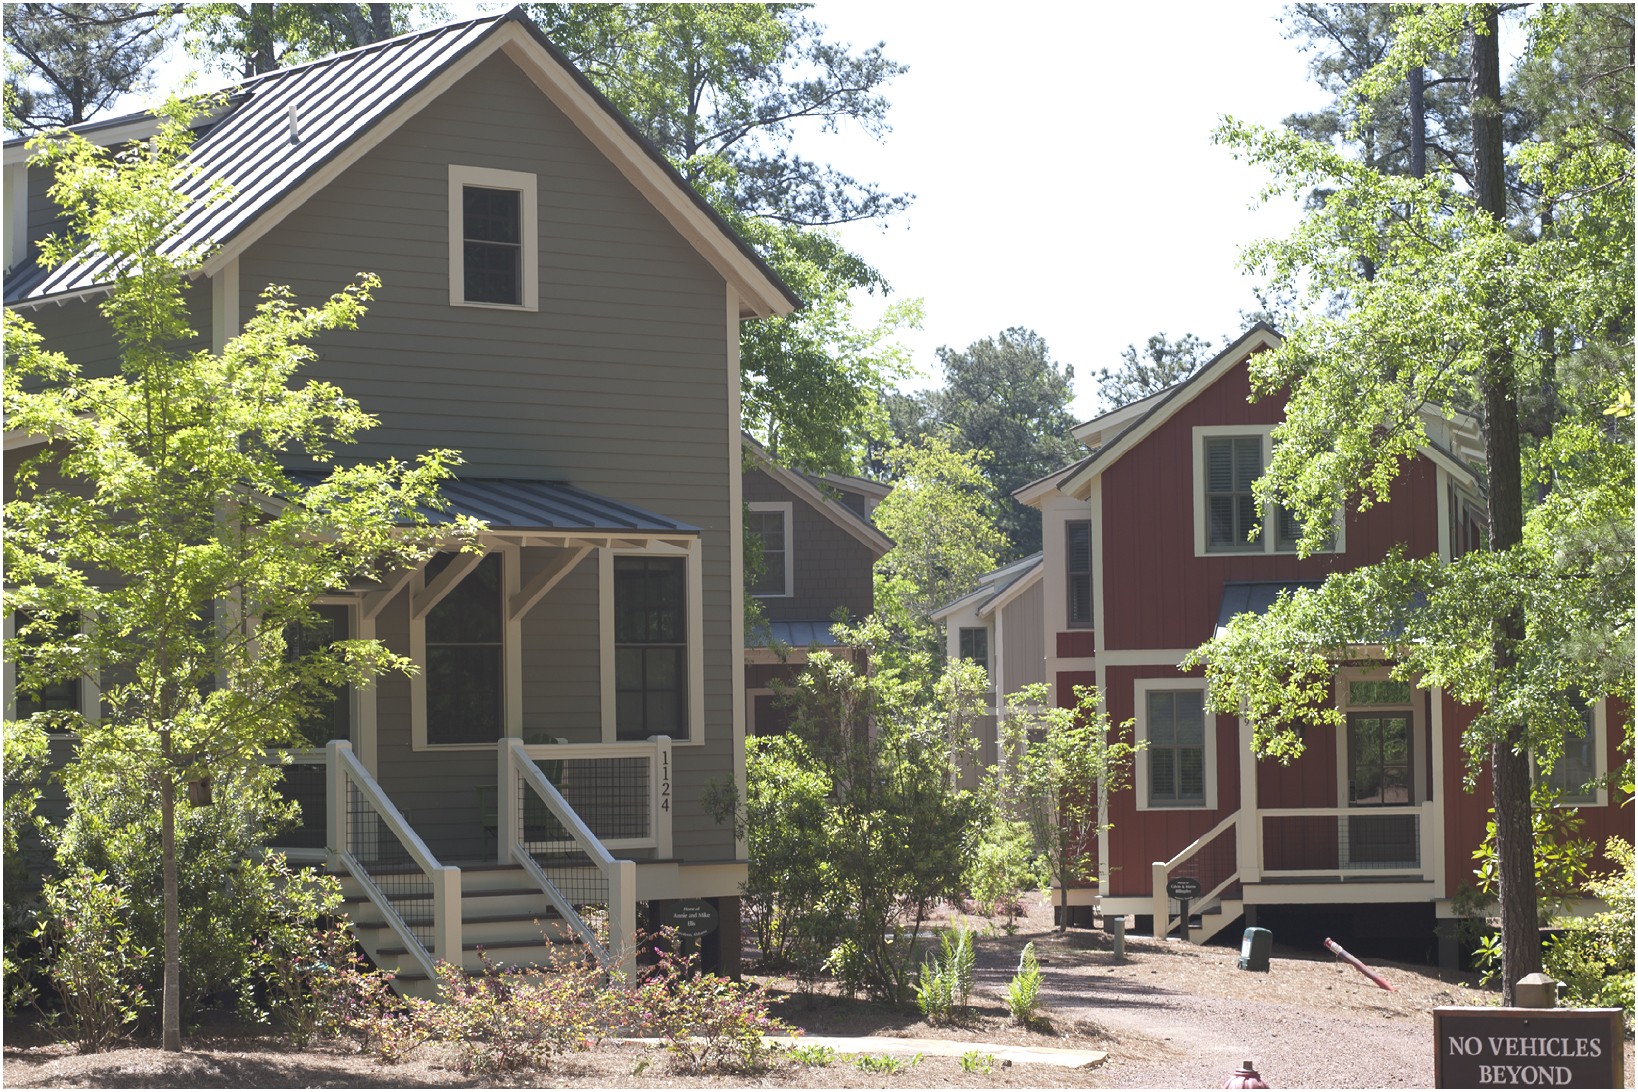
[620,1035,1107,1070]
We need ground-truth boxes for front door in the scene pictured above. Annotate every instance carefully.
[1346,712,1417,865]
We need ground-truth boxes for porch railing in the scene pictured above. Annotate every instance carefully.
[516,736,673,857]
[327,740,460,981]
[266,748,329,862]
[499,739,638,980]
[1151,811,1240,940]
[1257,802,1437,879]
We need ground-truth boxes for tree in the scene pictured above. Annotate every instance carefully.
[1206,5,1632,1005]
[891,328,1081,559]
[4,4,176,134]
[524,4,917,474]
[870,435,1007,661]
[995,684,1138,933]
[182,3,410,77]
[1093,331,1213,410]
[3,100,467,1049]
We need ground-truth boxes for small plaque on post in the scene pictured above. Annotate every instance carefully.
[1166,877,1203,901]
[659,898,719,939]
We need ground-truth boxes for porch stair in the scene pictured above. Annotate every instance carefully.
[338,862,589,997]
[1187,897,1244,944]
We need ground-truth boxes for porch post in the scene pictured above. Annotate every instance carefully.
[608,858,639,983]
[326,739,351,870]
[496,740,517,865]
[432,864,462,968]
[1151,862,1169,940]
[650,735,674,858]
[1236,715,1261,882]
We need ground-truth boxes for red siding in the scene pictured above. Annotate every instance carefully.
[1098,355,1442,653]
[1255,727,1336,808]
[1055,670,1096,710]
[1057,631,1095,658]
[1101,663,1239,898]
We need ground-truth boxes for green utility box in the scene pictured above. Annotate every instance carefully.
[1237,926,1272,972]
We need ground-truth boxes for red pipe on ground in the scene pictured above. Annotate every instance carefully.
[1323,937,1394,992]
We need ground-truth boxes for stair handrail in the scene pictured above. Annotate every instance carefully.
[327,740,460,980]
[1151,809,1241,940]
[500,739,637,980]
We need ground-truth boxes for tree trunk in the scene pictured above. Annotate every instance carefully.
[1409,66,1426,179]
[1470,4,1541,1007]
[159,769,183,1051]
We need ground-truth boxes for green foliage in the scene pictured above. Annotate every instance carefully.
[786,1042,837,1067]
[36,867,149,1052]
[737,620,988,1004]
[4,3,175,132]
[182,3,420,76]
[871,437,1007,660]
[2,722,50,1015]
[853,1051,921,1074]
[1544,838,1635,1016]
[960,1050,998,1075]
[1094,331,1213,410]
[914,925,975,1024]
[888,328,1081,558]
[964,816,1037,933]
[52,751,320,1021]
[1004,941,1043,1026]
[994,684,1139,928]
[627,930,790,1075]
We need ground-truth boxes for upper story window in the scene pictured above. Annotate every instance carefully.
[1193,426,1342,556]
[425,552,504,746]
[614,556,687,741]
[747,502,793,598]
[1066,519,1092,628]
[1542,706,1600,805]
[448,165,538,311]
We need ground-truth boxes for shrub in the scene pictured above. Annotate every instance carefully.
[1005,941,1042,1026]
[626,929,791,1074]
[787,1042,837,1067]
[915,925,975,1023]
[3,722,51,1016]
[965,817,1036,932]
[961,1049,997,1074]
[1544,837,1635,1016]
[36,867,148,1052]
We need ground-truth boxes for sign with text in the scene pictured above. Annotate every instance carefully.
[659,898,719,939]
[1166,876,1202,901]
[1433,1007,1623,1089]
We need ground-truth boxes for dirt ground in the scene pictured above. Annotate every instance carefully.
[5,894,1632,1089]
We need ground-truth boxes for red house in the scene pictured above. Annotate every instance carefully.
[1010,324,1626,962]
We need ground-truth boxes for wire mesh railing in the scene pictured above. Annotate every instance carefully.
[1259,805,1427,876]
[500,739,637,979]
[327,741,460,981]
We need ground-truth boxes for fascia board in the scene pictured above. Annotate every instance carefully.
[1059,325,1285,499]
[748,447,893,554]
[976,560,1042,619]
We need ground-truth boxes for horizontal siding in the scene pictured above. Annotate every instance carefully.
[743,468,876,622]
[520,550,601,744]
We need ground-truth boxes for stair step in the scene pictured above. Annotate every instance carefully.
[376,935,579,958]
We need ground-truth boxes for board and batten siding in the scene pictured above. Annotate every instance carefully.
[742,467,876,623]
[231,52,740,864]
[998,579,1045,695]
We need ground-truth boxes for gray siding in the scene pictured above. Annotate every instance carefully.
[743,468,875,623]
[232,53,737,863]
[999,580,1046,695]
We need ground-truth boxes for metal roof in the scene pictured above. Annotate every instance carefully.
[748,620,849,650]
[1214,580,1324,639]
[289,472,697,534]
[6,9,799,313]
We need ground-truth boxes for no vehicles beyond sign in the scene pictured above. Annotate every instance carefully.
[1433,1008,1624,1089]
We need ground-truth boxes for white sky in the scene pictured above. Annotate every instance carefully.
[105,2,1335,422]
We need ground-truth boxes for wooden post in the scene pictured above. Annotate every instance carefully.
[326,739,351,870]
[1151,862,1168,939]
[608,858,638,984]
[496,741,516,865]
[651,735,674,858]
[432,864,462,969]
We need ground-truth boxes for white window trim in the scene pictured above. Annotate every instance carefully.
[448,164,538,311]
[747,501,794,598]
[3,609,100,738]
[411,543,523,751]
[1191,424,1345,557]
[1334,668,1427,808]
[599,540,705,746]
[1533,702,1610,808]
[1134,677,1215,812]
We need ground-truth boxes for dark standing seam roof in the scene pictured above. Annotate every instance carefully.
[749,620,849,650]
[288,473,697,534]
[5,8,801,312]
[1214,580,1323,638]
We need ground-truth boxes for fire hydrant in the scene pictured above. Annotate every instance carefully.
[1225,1059,1270,1088]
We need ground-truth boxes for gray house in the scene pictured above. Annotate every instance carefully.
[742,440,891,736]
[3,10,798,985]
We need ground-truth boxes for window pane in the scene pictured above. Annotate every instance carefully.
[463,187,522,305]
[1175,690,1204,744]
[464,187,520,243]
[1349,680,1412,706]
[427,554,501,644]
[426,645,502,744]
[614,557,687,740]
[1233,437,1261,490]
[1179,747,1206,801]
[1151,748,1176,801]
[1066,520,1092,627]
[1206,439,1234,492]
[1148,691,1175,745]
[749,510,786,597]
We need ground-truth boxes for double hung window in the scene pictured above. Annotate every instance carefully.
[747,504,792,598]
[1146,688,1206,807]
[1195,427,1340,555]
[448,165,537,310]
[614,556,687,741]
